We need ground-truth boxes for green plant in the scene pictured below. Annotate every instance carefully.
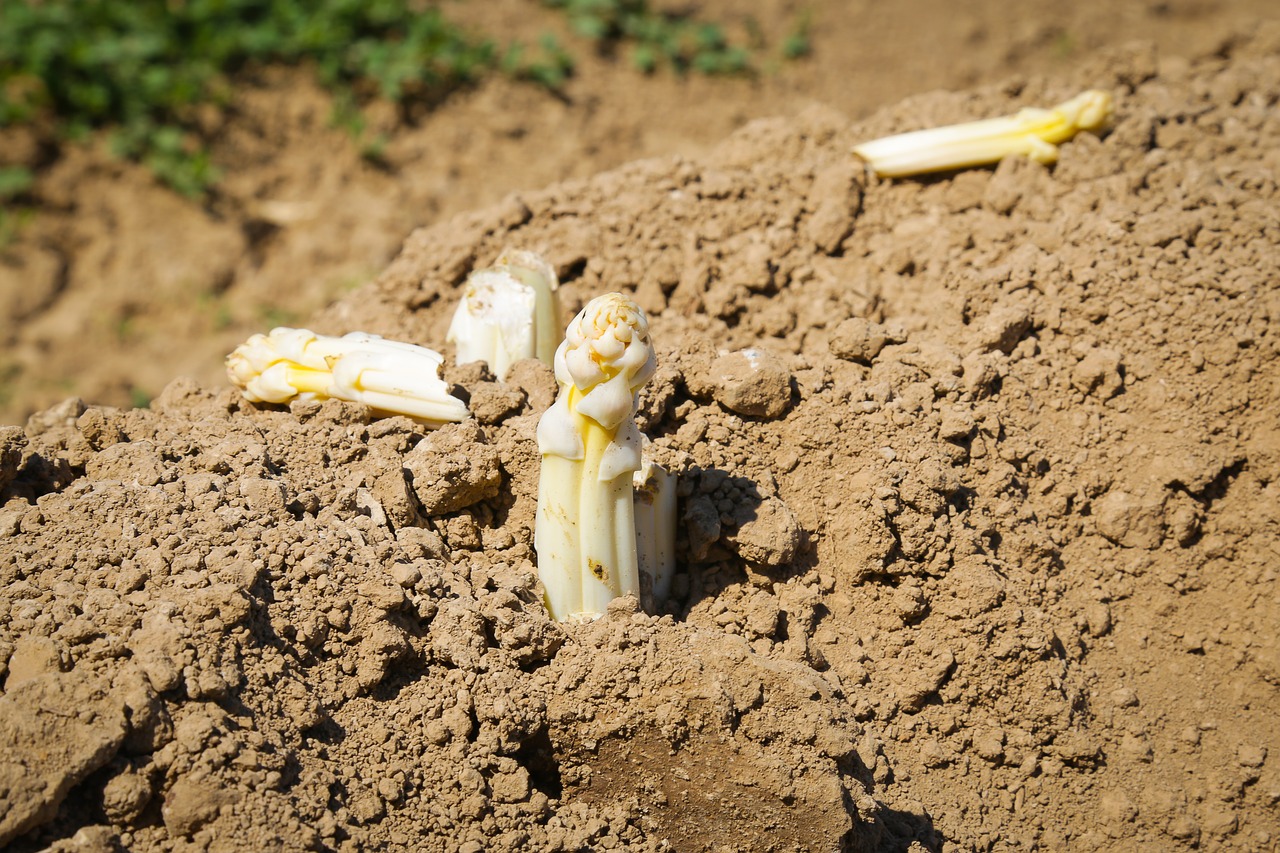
[0,166,35,249]
[0,0,500,196]
[0,206,34,251]
[197,289,235,331]
[0,166,34,200]
[257,304,301,328]
[0,167,35,250]
[129,386,153,410]
[503,33,576,90]
[543,0,751,75]
[0,1,807,199]
[782,9,813,60]
[0,360,19,408]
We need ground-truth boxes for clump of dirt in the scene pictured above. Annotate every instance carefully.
[3,25,1280,853]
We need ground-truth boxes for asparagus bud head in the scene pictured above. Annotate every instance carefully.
[535,292,657,622]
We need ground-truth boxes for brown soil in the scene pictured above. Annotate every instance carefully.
[2,3,1280,853]
[1,0,1276,424]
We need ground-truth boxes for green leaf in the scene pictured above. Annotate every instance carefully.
[0,166,34,200]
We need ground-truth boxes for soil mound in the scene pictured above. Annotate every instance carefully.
[3,30,1280,852]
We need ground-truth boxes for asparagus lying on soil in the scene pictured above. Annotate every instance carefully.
[227,327,468,426]
[853,89,1114,177]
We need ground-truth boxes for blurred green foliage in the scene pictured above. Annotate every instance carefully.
[0,167,35,248]
[0,1,804,198]
[0,0,503,196]
[544,0,751,75]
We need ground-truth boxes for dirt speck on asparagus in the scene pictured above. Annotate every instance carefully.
[4,31,1280,853]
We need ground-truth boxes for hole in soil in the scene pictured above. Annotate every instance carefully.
[559,257,587,284]
[516,727,563,799]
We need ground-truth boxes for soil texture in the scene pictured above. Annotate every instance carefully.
[2,6,1280,853]
[1,0,1276,423]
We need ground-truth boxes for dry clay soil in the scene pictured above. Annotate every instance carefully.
[3,0,1280,424]
[3,10,1280,853]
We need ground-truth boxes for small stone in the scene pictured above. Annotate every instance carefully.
[974,730,1006,763]
[1201,806,1238,836]
[725,496,801,569]
[1093,489,1166,550]
[1119,733,1153,763]
[377,777,404,804]
[468,384,525,424]
[102,766,156,823]
[1072,348,1124,398]
[976,306,1032,354]
[920,739,950,768]
[404,421,501,516]
[1237,744,1267,768]
[490,766,531,804]
[961,350,1002,396]
[710,349,793,418]
[359,579,406,611]
[683,495,722,561]
[396,526,448,560]
[355,488,388,527]
[76,409,126,451]
[239,477,288,515]
[829,318,891,363]
[389,562,422,589]
[459,793,489,820]
[162,777,238,837]
[348,790,385,824]
[938,407,976,441]
[1167,815,1199,841]
[506,358,558,412]
[805,159,862,254]
[1085,602,1113,638]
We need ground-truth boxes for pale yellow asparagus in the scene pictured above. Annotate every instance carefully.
[446,250,560,380]
[633,455,676,607]
[853,89,1114,178]
[534,293,657,622]
[226,327,468,426]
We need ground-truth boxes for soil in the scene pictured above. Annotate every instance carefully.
[2,3,1280,853]
[1,0,1277,423]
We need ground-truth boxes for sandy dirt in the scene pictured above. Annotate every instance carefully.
[2,3,1280,853]
[1,0,1277,424]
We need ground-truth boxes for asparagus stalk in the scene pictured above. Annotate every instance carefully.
[853,89,1114,178]
[534,293,657,622]
[226,327,468,426]
[633,455,677,608]
[446,250,560,380]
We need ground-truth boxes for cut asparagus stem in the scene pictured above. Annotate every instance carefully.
[227,327,468,426]
[446,250,560,380]
[853,89,1114,178]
